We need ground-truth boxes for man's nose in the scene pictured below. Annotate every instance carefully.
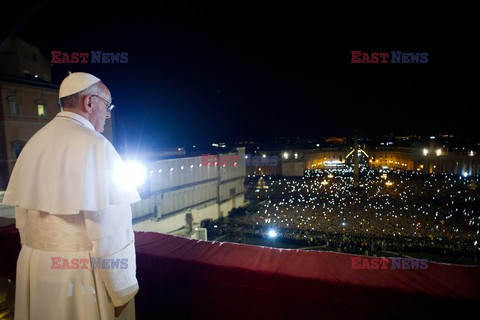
[106,111,111,119]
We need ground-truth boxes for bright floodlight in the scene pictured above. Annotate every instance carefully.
[268,229,278,238]
[115,160,147,188]
[463,172,468,177]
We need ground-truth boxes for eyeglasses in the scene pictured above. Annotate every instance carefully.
[91,95,115,112]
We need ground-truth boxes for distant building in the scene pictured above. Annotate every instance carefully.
[368,147,415,170]
[248,143,480,178]
[281,150,306,176]
[0,37,113,188]
[368,146,480,176]
[324,136,346,145]
[245,151,282,176]
[305,147,346,169]
[412,148,480,176]
[132,147,247,234]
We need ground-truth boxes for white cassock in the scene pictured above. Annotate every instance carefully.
[2,111,141,320]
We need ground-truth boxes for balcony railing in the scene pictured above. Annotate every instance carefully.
[1,224,479,319]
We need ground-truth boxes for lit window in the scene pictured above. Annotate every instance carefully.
[37,104,45,117]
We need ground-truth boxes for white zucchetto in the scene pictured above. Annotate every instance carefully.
[59,72,101,98]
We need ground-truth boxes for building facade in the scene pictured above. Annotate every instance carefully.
[0,38,60,188]
[368,147,415,171]
[248,145,480,178]
[132,147,247,233]
[0,37,113,188]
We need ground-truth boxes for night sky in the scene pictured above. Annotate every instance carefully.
[2,1,474,149]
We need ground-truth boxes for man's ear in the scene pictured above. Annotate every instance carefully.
[82,95,93,113]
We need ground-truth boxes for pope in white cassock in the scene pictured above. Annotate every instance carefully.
[2,72,141,319]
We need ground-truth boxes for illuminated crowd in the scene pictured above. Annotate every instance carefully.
[211,166,480,260]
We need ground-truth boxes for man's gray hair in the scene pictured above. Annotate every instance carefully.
[58,82,103,109]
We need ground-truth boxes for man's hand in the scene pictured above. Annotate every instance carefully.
[114,301,129,318]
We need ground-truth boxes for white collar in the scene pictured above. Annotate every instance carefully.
[56,111,95,131]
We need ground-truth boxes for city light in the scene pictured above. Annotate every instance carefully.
[114,160,147,188]
[267,229,278,238]
[324,160,343,167]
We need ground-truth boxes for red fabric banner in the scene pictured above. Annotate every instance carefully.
[1,225,479,319]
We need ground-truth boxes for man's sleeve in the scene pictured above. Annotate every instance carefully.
[83,204,139,307]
